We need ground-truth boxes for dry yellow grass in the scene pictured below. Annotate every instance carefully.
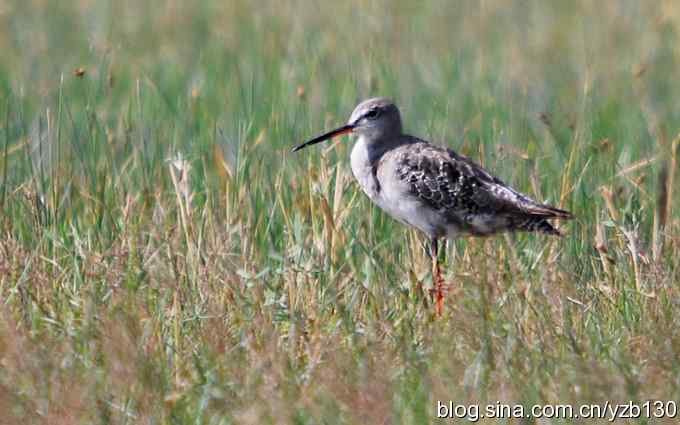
[0,1,679,423]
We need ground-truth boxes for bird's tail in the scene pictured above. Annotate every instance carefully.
[514,215,566,236]
[525,203,575,220]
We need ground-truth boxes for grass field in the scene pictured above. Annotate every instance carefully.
[1,1,679,423]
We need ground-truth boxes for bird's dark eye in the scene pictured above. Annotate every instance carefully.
[364,109,380,120]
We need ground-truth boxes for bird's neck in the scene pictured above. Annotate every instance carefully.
[350,137,383,199]
[353,133,408,164]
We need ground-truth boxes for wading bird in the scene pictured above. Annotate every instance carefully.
[292,98,573,315]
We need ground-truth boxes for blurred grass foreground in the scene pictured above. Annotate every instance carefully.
[1,0,679,423]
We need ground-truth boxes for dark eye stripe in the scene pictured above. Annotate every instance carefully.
[364,109,380,119]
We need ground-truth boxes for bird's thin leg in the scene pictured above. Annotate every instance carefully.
[430,238,445,316]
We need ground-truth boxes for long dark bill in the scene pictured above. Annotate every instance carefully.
[291,124,355,153]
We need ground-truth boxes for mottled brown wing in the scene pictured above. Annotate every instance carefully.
[393,140,573,220]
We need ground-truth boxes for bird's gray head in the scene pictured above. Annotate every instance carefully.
[347,97,402,141]
[291,97,403,153]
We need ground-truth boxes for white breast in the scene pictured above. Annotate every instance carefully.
[350,138,456,238]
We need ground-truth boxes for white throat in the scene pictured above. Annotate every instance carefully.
[349,136,382,200]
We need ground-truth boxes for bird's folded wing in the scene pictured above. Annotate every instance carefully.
[393,141,573,220]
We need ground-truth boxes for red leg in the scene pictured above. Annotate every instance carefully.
[430,238,445,317]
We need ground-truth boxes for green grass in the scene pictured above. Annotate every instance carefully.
[1,1,679,423]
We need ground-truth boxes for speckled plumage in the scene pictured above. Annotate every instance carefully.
[293,97,574,315]
[387,139,573,237]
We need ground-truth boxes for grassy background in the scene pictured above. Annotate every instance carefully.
[1,0,679,423]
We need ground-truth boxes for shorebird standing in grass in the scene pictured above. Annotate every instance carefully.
[292,97,573,316]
